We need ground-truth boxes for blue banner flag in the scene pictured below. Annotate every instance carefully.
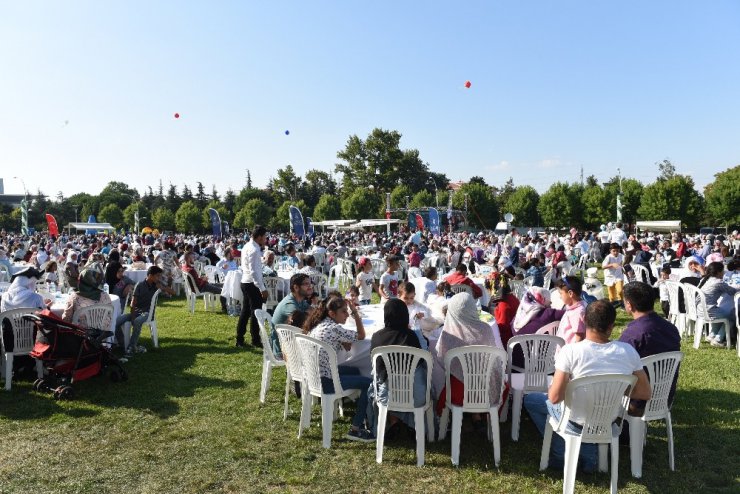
[208,208,222,239]
[289,205,305,238]
[429,208,440,236]
[306,216,314,237]
[86,215,97,235]
[407,212,416,231]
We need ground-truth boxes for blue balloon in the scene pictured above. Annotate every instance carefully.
[284,130,290,135]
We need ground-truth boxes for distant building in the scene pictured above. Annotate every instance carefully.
[0,178,25,207]
[447,180,466,192]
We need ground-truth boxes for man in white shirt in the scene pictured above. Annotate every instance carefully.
[236,225,268,348]
[523,300,651,472]
[410,266,438,304]
[607,222,628,248]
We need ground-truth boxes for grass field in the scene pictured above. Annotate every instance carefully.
[1,293,738,494]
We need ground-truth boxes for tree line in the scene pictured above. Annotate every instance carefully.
[0,129,737,233]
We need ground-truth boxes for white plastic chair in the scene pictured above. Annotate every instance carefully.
[665,281,686,337]
[275,324,304,420]
[539,374,636,494]
[0,308,44,390]
[630,264,650,285]
[309,273,329,299]
[370,258,387,280]
[535,321,562,336]
[680,283,699,339]
[255,309,285,404]
[294,334,359,449]
[0,282,11,294]
[263,277,282,312]
[449,284,473,296]
[121,289,161,350]
[627,351,684,478]
[543,269,554,290]
[182,271,218,313]
[510,280,526,300]
[505,334,564,441]
[72,303,113,332]
[686,284,732,349]
[327,265,341,291]
[0,265,10,283]
[438,345,507,467]
[371,345,434,467]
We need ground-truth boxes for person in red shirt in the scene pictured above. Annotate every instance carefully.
[181,252,228,313]
[445,264,483,299]
[490,275,520,346]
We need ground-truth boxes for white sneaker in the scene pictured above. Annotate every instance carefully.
[705,334,717,343]
[710,339,725,347]
[134,345,147,354]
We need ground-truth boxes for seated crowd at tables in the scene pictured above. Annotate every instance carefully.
[0,224,738,463]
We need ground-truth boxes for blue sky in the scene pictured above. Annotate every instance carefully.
[1,1,738,198]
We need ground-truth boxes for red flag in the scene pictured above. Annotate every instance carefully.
[45,214,59,237]
[415,214,424,231]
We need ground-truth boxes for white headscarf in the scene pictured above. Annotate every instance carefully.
[512,286,552,332]
[434,292,504,406]
[1,275,45,312]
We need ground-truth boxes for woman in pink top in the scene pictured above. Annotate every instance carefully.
[554,276,586,345]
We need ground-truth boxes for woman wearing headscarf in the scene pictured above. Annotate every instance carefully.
[61,262,112,327]
[509,286,565,368]
[433,292,505,432]
[1,268,50,353]
[64,251,80,290]
[366,299,428,438]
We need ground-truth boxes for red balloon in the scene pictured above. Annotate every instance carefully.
[174,113,180,119]
[464,81,471,89]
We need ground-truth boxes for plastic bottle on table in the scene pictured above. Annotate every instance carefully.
[103,283,109,294]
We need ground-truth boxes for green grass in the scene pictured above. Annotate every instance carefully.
[0,293,738,494]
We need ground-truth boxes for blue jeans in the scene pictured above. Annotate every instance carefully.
[523,393,597,468]
[359,300,371,306]
[321,365,371,429]
[115,312,149,351]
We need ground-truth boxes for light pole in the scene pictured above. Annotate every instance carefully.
[123,193,140,233]
[73,206,79,223]
[427,176,438,208]
[13,176,29,235]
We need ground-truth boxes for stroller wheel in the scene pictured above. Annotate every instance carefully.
[33,378,46,392]
[54,385,75,400]
[109,369,122,383]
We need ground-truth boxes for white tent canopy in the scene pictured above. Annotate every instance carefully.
[64,222,117,231]
[635,220,681,233]
[310,219,357,227]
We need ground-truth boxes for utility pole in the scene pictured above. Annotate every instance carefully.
[616,167,623,223]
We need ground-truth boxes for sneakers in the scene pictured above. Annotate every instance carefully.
[710,338,726,347]
[125,345,147,357]
[705,334,718,343]
[346,428,376,443]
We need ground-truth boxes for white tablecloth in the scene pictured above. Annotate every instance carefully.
[50,293,121,345]
[126,269,148,284]
[470,277,491,307]
[220,270,293,304]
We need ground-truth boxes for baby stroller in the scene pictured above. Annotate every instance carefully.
[25,310,127,400]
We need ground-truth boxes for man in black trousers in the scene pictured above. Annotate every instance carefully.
[236,225,268,348]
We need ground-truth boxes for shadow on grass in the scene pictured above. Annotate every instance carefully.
[0,339,249,421]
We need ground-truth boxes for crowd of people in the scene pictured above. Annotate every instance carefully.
[1,222,739,458]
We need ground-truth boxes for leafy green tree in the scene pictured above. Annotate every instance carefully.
[152,207,175,232]
[538,182,583,228]
[223,188,237,216]
[98,181,139,210]
[312,194,341,221]
[99,204,124,229]
[341,189,380,220]
[235,187,273,211]
[123,203,151,230]
[301,169,337,211]
[165,183,181,212]
[453,183,498,229]
[335,128,430,198]
[210,185,220,203]
[195,182,208,208]
[233,199,271,230]
[603,177,643,225]
[175,201,202,233]
[437,190,450,210]
[581,185,610,228]
[270,165,303,203]
[657,159,676,180]
[504,185,539,226]
[638,175,703,228]
[495,177,516,214]
[410,190,434,210]
[271,200,309,231]
[181,184,193,203]
[390,184,413,209]
[704,166,740,226]
[201,200,230,231]
[468,176,488,187]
